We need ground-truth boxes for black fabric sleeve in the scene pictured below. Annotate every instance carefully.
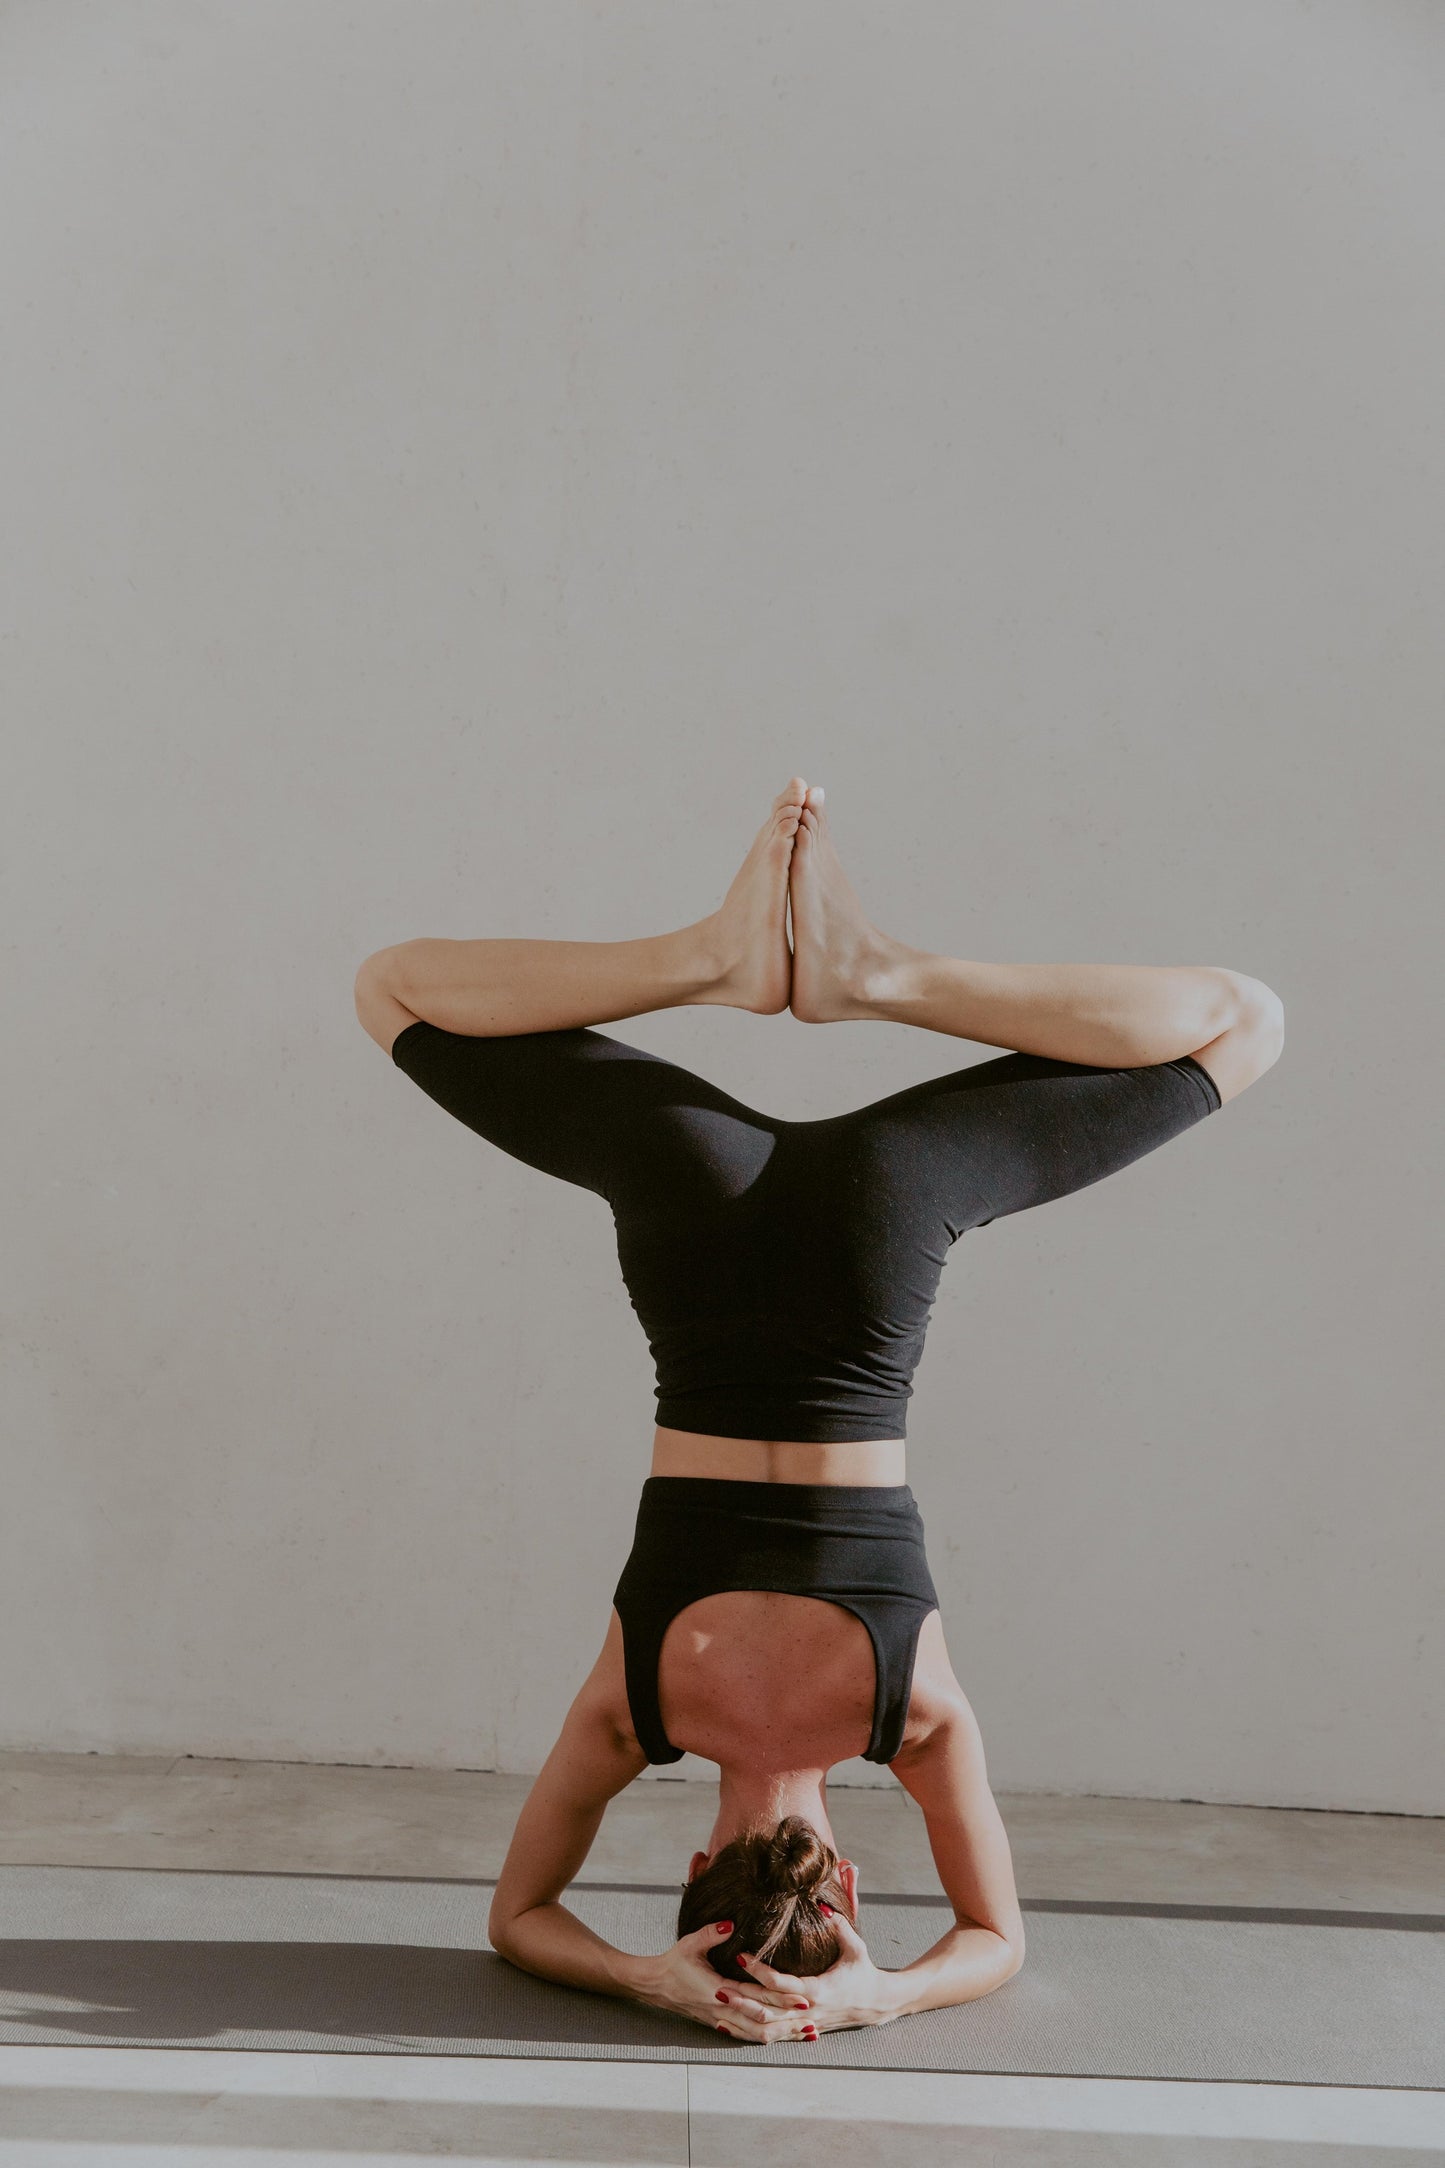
[389,1018,652,1200]
[866,1049,1222,1236]
[388,1016,754,1207]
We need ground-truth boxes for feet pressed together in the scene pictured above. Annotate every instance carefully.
[358,774,1280,1099]
[703,776,906,1022]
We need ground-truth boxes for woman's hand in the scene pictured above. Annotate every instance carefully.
[735,1909,901,2035]
[628,1920,821,2043]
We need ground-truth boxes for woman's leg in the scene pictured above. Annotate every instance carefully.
[356,778,808,1049]
[787,788,1284,1105]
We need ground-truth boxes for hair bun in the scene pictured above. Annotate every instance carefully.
[678,1819,846,1978]
[762,1815,832,1897]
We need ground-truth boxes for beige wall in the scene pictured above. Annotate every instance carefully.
[2,0,1440,1810]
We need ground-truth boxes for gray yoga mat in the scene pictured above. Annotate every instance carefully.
[0,1866,1440,2088]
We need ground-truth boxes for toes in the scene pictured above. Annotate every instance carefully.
[776,775,808,811]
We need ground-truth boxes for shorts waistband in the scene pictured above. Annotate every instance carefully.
[635,1474,921,1518]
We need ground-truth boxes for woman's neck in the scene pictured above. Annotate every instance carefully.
[708,1767,836,1856]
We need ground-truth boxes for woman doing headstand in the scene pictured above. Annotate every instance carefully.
[354,779,1283,2043]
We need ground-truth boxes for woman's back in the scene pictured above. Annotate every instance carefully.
[654,1589,881,1771]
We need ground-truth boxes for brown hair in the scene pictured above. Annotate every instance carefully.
[676,1815,848,1981]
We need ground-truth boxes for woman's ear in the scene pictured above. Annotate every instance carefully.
[686,1849,709,1883]
[838,1858,860,1920]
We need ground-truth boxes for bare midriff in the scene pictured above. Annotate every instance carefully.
[650,1425,906,1486]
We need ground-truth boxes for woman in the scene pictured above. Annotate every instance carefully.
[354,779,1284,2042]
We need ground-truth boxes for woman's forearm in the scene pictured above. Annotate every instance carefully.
[861,949,1255,1067]
[491,1899,651,2003]
[881,1922,1025,2019]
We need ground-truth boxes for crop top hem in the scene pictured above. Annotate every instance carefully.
[654,1401,908,1446]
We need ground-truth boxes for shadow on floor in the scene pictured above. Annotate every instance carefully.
[0,1941,697,2050]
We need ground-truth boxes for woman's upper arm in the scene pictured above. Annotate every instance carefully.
[890,1634,1024,1946]
[489,1620,648,1927]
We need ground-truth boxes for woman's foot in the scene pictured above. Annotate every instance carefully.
[697,778,808,1014]
[788,787,902,1022]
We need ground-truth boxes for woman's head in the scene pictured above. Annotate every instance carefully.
[677,1814,851,1981]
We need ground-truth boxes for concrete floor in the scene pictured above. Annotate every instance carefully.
[1,1751,1441,2164]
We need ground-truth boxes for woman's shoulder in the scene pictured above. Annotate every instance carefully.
[894,1611,980,1761]
[571,1609,641,1752]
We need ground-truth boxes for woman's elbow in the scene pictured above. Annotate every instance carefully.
[961,1916,1025,1990]
[487,1893,523,1964]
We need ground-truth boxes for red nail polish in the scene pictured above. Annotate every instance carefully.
[717,2022,730,2035]
[715,1991,728,2003]
[818,1902,833,1915]
[715,1921,733,1935]
[794,2001,809,2010]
